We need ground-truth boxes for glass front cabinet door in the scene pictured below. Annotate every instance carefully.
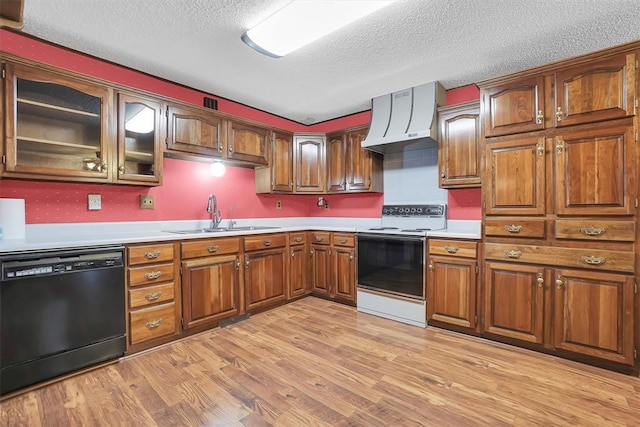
[116,92,162,185]
[4,62,111,182]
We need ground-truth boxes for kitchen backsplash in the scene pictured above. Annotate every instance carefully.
[383,146,447,205]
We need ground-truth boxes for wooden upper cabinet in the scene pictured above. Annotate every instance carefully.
[554,123,635,216]
[3,62,111,182]
[553,269,635,365]
[226,120,269,165]
[554,53,636,127]
[482,75,545,137]
[485,135,546,216]
[166,104,225,157]
[438,101,481,188]
[116,91,163,185]
[326,133,347,192]
[346,130,376,191]
[294,134,325,193]
[271,131,294,192]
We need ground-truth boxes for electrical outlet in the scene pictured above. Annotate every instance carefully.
[140,194,155,210]
[324,203,330,211]
[276,200,282,210]
[88,194,101,210]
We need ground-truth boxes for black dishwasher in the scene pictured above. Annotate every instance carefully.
[1,246,126,395]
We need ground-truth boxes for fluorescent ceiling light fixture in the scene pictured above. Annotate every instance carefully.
[242,0,396,58]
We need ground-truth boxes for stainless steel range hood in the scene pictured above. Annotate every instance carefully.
[361,81,446,154]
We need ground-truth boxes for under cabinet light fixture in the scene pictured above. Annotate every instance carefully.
[210,160,226,177]
[241,0,396,58]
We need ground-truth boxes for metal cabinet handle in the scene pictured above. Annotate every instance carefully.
[144,250,161,259]
[218,144,223,151]
[555,106,563,122]
[144,292,162,301]
[536,142,544,157]
[580,226,606,236]
[580,255,605,265]
[144,271,162,280]
[315,236,324,242]
[556,139,564,155]
[310,249,315,255]
[263,239,272,246]
[207,245,219,253]
[228,146,233,152]
[145,319,163,329]
[504,224,523,233]
[441,172,446,178]
[536,273,544,288]
[556,277,563,289]
[428,263,434,271]
[536,110,544,125]
[245,259,250,268]
[505,250,522,259]
[294,237,303,242]
[118,164,125,174]
[100,160,108,172]
[444,246,459,253]
[339,238,348,244]
[291,250,295,258]
[349,253,354,260]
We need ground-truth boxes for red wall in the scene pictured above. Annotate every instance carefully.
[0,29,480,224]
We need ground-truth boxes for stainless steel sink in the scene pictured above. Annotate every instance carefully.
[164,228,230,234]
[228,226,281,231]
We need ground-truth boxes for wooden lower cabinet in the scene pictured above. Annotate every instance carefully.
[553,269,635,365]
[310,232,356,304]
[332,246,355,304]
[244,247,287,311]
[427,256,478,330]
[310,244,331,296]
[289,232,309,299]
[484,262,545,344]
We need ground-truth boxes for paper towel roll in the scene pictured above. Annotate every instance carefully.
[0,198,26,240]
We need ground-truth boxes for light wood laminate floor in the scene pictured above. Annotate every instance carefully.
[2,297,639,426]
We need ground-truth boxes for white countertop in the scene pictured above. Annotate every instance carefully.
[0,218,481,254]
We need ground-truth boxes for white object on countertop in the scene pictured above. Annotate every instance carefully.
[0,198,26,240]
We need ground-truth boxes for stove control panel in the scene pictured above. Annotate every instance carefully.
[381,204,446,217]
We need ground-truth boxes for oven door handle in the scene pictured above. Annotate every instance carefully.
[356,233,426,242]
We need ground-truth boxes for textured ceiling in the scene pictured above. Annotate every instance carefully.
[18,0,640,124]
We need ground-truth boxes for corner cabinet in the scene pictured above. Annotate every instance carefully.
[437,101,481,188]
[2,61,111,182]
[255,130,294,193]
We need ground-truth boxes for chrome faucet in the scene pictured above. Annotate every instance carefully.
[206,194,222,229]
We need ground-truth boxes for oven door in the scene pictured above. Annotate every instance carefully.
[356,233,425,300]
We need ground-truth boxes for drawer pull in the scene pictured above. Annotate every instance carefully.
[144,292,162,301]
[145,319,163,329]
[580,255,606,266]
[294,237,303,242]
[144,250,161,259]
[315,236,324,242]
[207,245,219,253]
[536,111,544,125]
[505,250,522,259]
[580,226,606,236]
[144,271,162,280]
[444,246,459,253]
[263,239,272,246]
[339,238,348,244]
[504,224,523,233]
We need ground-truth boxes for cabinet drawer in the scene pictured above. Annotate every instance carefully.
[128,243,174,265]
[333,233,355,247]
[128,263,175,287]
[244,233,287,251]
[555,220,636,242]
[484,243,634,273]
[181,237,240,259]
[310,231,331,245]
[289,232,307,246]
[129,302,176,345]
[429,239,477,258]
[129,283,175,309]
[484,219,546,238]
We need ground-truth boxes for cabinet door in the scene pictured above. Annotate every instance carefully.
[310,244,331,296]
[553,269,634,365]
[166,104,225,157]
[485,136,546,215]
[427,256,477,330]
[244,248,287,311]
[227,120,269,165]
[289,245,309,298]
[438,102,481,188]
[4,62,111,181]
[346,130,372,191]
[484,262,545,344]
[326,133,347,192]
[554,124,635,216]
[295,135,325,193]
[116,92,162,185]
[271,131,294,192]
[181,255,240,330]
[332,247,356,303]
[555,53,635,127]
[482,76,545,137]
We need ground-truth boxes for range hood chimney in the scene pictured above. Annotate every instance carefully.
[361,81,446,154]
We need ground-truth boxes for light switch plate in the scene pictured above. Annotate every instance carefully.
[88,194,101,210]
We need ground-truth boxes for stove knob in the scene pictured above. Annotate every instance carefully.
[417,208,423,213]
[410,208,416,213]
[399,208,404,213]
